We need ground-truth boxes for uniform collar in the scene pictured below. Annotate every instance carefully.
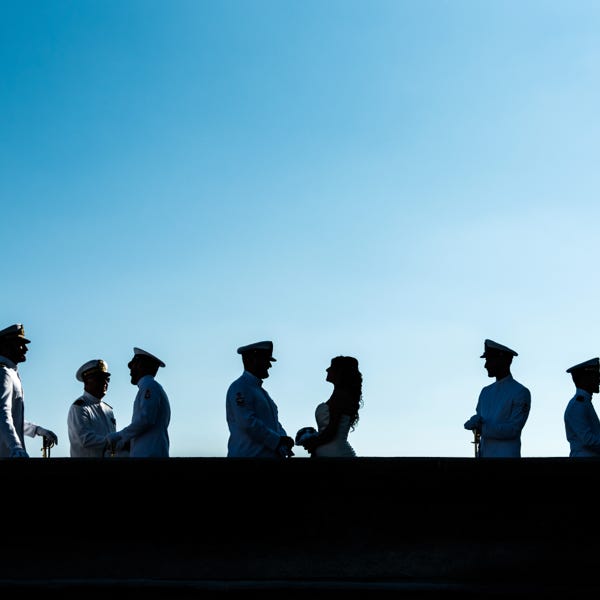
[242,370,263,387]
[137,374,154,387]
[83,390,102,404]
[0,355,17,369]
[575,387,592,402]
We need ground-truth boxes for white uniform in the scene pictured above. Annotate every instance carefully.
[67,391,118,457]
[564,388,600,457]
[117,374,170,457]
[226,370,288,458]
[471,374,531,458]
[0,355,39,457]
[312,402,356,457]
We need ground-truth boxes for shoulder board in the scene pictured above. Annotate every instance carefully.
[576,395,585,402]
[74,398,85,406]
[103,402,113,409]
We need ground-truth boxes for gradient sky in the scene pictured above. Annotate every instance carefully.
[2,0,600,458]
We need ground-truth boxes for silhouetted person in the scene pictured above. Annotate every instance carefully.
[226,340,294,458]
[296,355,363,457]
[68,359,127,457]
[107,347,170,457]
[564,357,600,457]
[0,323,58,458]
[464,339,531,457]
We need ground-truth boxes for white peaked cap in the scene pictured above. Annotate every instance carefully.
[133,347,166,368]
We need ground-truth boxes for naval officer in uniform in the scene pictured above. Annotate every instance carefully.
[226,340,294,458]
[464,339,531,457]
[67,359,125,457]
[107,347,171,457]
[564,357,600,457]
[0,323,58,458]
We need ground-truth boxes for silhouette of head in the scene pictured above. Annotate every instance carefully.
[128,348,165,385]
[326,356,361,387]
[567,358,600,395]
[0,324,30,365]
[238,341,276,380]
[326,356,363,429]
[480,339,516,379]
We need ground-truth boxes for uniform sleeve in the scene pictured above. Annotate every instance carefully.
[482,386,531,440]
[565,402,600,453]
[0,370,23,451]
[23,420,39,438]
[117,382,161,442]
[226,381,282,451]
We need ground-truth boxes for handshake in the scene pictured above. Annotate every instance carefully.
[105,432,125,455]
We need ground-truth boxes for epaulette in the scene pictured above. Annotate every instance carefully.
[73,398,85,406]
[576,395,585,402]
[103,401,113,409]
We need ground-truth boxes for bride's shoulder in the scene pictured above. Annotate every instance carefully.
[315,401,329,413]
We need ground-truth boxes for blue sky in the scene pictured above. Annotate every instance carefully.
[2,0,600,458]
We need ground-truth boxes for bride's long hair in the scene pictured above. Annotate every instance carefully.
[328,355,363,430]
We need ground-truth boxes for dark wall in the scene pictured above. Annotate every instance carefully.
[1,457,598,596]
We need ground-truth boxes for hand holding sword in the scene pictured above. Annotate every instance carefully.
[41,436,55,458]
[472,429,481,458]
[464,414,482,458]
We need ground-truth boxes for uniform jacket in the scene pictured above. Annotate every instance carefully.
[118,374,170,457]
[67,391,118,457]
[0,356,38,457]
[564,388,600,457]
[226,370,288,457]
[474,374,531,458]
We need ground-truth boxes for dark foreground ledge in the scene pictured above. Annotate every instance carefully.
[1,456,598,597]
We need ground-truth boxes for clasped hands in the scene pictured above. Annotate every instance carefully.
[276,435,295,458]
[464,415,483,432]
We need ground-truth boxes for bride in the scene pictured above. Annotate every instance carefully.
[296,355,363,457]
